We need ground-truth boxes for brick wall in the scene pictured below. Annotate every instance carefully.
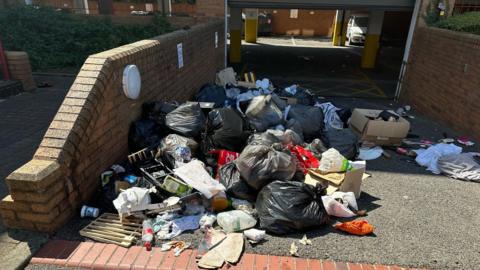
[171,3,197,16]
[0,20,225,232]
[266,9,335,37]
[400,26,480,141]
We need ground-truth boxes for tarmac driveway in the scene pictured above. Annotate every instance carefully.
[51,98,480,270]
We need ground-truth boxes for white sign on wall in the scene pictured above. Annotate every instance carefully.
[177,43,184,69]
[290,9,298,19]
[215,32,218,48]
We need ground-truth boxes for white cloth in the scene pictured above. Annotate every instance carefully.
[315,102,343,130]
[415,143,463,174]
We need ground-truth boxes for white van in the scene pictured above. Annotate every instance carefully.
[346,15,369,44]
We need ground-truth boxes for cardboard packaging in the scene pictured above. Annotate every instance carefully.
[349,109,410,146]
[305,161,367,199]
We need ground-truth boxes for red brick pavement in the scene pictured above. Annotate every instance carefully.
[30,240,426,270]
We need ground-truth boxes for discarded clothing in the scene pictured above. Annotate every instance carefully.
[415,143,463,174]
[334,220,374,236]
[316,102,343,130]
[438,153,480,182]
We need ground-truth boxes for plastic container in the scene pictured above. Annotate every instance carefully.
[211,191,229,212]
[318,148,352,173]
[142,219,154,251]
[80,205,99,218]
[217,210,256,232]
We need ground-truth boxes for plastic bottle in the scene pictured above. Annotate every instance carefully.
[211,191,230,212]
[142,219,154,251]
[217,210,257,232]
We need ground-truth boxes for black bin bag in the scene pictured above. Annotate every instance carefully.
[165,103,205,137]
[196,84,227,108]
[256,181,329,235]
[325,128,359,160]
[235,145,297,191]
[204,108,250,152]
[219,162,257,202]
[286,104,324,141]
[128,119,161,152]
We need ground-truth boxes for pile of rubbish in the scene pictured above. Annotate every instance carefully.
[78,67,478,269]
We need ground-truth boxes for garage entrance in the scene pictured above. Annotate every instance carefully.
[227,0,418,99]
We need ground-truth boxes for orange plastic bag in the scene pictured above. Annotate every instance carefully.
[334,220,374,236]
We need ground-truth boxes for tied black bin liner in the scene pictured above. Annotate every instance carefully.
[235,144,297,191]
[204,108,250,152]
[287,104,324,141]
[325,128,359,160]
[196,84,227,108]
[165,103,206,137]
[219,162,257,202]
[128,119,161,152]
[256,181,329,235]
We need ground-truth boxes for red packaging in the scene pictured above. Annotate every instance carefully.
[208,150,240,179]
[287,144,319,174]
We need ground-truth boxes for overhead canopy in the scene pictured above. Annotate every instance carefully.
[228,0,415,11]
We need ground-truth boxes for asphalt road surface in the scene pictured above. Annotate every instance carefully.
[44,98,480,270]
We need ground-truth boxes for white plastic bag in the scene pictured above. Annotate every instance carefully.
[174,160,226,199]
[217,210,257,232]
[318,148,352,173]
[113,187,152,215]
[321,191,358,218]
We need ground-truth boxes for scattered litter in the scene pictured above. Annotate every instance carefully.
[321,191,358,218]
[299,235,312,245]
[316,102,343,130]
[80,205,99,218]
[80,213,142,247]
[156,214,202,240]
[174,160,226,199]
[199,213,217,230]
[161,241,191,256]
[334,220,374,236]
[358,146,383,160]
[217,210,257,232]
[457,136,475,146]
[197,233,244,269]
[289,242,299,257]
[318,148,352,173]
[244,228,266,243]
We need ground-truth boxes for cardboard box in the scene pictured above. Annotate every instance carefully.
[349,109,410,146]
[305,161,366,199]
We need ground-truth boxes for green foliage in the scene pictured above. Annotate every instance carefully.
[433,12,480,35]
[0,6,174,70]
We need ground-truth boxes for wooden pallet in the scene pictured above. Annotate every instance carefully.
[80,213,143,247]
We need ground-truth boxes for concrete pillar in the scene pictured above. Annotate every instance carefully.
[340,10,351,46]
[229,8,242,63]
[361,10,384,69]
[244,8,258,43]
[332,10,344,46]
